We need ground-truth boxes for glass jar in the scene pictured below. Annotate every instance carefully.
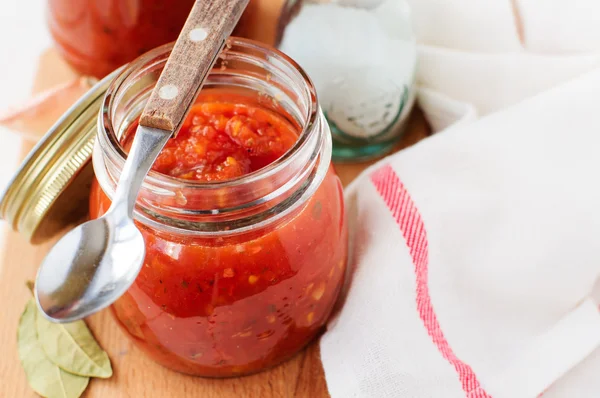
[89,39,348,377]
[47,0,195,77]
[47,0,300,78]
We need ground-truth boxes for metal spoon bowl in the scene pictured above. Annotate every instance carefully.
[35,215,144,322]
[35,126,168,322]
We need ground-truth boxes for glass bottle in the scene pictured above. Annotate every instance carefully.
[279,0,418,161]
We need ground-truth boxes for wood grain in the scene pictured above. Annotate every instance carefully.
[0,49,430,398]
[140,0,249,132]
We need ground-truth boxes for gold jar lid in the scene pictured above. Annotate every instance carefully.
[0,69,121,244]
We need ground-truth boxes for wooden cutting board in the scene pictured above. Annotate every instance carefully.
[0,49,430,398]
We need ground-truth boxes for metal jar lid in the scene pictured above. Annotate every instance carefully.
[0,68,121,244]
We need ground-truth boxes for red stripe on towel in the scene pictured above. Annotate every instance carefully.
[371,164,491,398]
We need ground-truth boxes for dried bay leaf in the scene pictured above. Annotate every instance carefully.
[36,309,113,378]
[18,299,89,398]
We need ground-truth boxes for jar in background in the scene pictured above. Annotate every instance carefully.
[279,0,418,161]
[89,39,348,377]
[47,0,299,78]
[47,0,195,78]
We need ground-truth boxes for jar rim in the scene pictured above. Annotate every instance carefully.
[99,37,319,192]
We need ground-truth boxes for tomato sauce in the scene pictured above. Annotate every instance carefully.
[122,96,298,182]
[89,92,347,376]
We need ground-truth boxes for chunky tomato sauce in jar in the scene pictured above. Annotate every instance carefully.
[124,93,299,182]
[90,40,347,376]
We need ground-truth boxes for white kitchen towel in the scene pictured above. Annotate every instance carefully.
[321,67,600,397]
[407,0,600,115]
[416,87,477,132]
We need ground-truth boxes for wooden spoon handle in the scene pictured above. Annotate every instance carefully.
[139,0,249,133]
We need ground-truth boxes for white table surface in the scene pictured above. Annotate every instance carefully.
[0,1,51,241]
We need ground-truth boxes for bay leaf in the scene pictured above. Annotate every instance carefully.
[18,299,89,398]
[36,309,113,378]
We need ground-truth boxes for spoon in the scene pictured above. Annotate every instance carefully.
[35,0,249,323]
